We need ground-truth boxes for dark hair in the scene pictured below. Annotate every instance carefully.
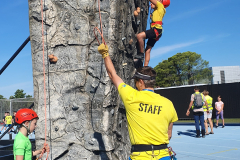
[137,66,156,88]
[202,90,209,96]
[194,86,200,91]
[218,95,221,98]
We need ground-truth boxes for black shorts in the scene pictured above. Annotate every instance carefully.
[144,28,162,47]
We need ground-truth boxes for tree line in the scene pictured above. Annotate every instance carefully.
[0,89,32,99]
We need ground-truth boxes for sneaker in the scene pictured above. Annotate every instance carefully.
[222,125,225,128]
[202,135,205,138]
[215,125,218,128]
[209,132,214,134]
[196,135,201,138]
[205,132,209,135]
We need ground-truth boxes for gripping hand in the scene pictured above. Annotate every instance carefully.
[98,43,109,59]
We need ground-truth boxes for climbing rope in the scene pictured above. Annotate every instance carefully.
[39,0,49,159]
[93,0,106,45]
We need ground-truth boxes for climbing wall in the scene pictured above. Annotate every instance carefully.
[28,0,148,159]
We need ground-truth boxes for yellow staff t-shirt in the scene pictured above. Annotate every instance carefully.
[118,83,178,159]
[151,1,166,29]
[5,116,12,124]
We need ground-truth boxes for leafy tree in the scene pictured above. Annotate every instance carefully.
[9,89,26,99]
[154,51,212,87]
[26,95,32,98]
[0,94,5,99]
[9,96,15,99]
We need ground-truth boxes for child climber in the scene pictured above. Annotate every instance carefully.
[135,0,170,68]
[13,108,49,160]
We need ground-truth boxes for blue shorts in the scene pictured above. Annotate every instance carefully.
[5,124,11,127]
[129,156,171,160]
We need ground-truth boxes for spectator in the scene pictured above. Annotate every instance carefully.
[0,112,8,134]
[215,95,225,128]
[5,112,12,133]
[202,90,214,134]
[186,87,208,138]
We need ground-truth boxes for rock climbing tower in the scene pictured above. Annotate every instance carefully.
[28,0,148,159]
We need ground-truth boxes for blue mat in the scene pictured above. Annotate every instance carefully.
[170,125,240,160]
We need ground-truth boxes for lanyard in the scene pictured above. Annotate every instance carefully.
[142,89,154,92]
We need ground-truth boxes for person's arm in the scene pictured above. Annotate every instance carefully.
[33,144,50,156]
[149,0,158,6]
[98,44,123,88]
[186,101,193,116]
[205,101,209,112]
[15,155,24,160]
[215,103,219,112]
[33,149,42,156]
[220,103,224,112]
[168,122,173,140]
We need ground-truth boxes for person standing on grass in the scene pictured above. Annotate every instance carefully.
[215,95,225,128]
[202,90,214,135]
[186,87,209,138]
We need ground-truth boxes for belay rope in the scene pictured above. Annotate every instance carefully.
[93,0,106,45]
[39,0,50,159]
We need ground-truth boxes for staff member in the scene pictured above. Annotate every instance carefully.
[202,90,214,135]
[98,44,178,160]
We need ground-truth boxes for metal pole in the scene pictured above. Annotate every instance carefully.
[0,36,30,75]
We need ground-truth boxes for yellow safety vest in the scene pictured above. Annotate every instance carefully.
[203,95,213,111]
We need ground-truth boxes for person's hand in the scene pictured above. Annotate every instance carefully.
[218,111,220,114]
[98,43,109,58]
[186,110,190,116]
[41,144,50,154]
[207,110,209,113]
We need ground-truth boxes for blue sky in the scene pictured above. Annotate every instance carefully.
[0,0,239,99]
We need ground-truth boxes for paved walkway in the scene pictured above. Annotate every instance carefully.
[1,125,240,160]
[170,125,240,160]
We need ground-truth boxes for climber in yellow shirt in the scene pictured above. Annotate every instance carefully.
[98,43,178,160]
[135,0,170,68]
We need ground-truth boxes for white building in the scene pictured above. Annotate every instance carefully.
[210,66,240,84]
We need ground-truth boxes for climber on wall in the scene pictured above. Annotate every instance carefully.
[98,43,178,160]
[135,0,170,68]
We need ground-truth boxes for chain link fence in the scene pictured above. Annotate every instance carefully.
[0,98,34,123]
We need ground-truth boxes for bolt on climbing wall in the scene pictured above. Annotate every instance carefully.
[28,0,148,159]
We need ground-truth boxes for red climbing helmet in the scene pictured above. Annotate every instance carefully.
[15,108,39,124]
[162,0,170,8]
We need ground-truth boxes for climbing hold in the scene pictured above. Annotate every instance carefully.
[72,106,79,111]
[122,63,127,66]
[48,54,54,59]
[129,39,133,45]
[121,37,126,41]
[48,54,58,63]
[136,7,141,13]
[137,20,140,26]
[134,10,138,17]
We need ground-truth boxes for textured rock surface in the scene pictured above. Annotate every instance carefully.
[28,0,148,159]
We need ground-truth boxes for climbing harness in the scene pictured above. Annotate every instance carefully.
[168,147,177,160]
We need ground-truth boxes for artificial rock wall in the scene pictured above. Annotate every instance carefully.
[28,0,148,159]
